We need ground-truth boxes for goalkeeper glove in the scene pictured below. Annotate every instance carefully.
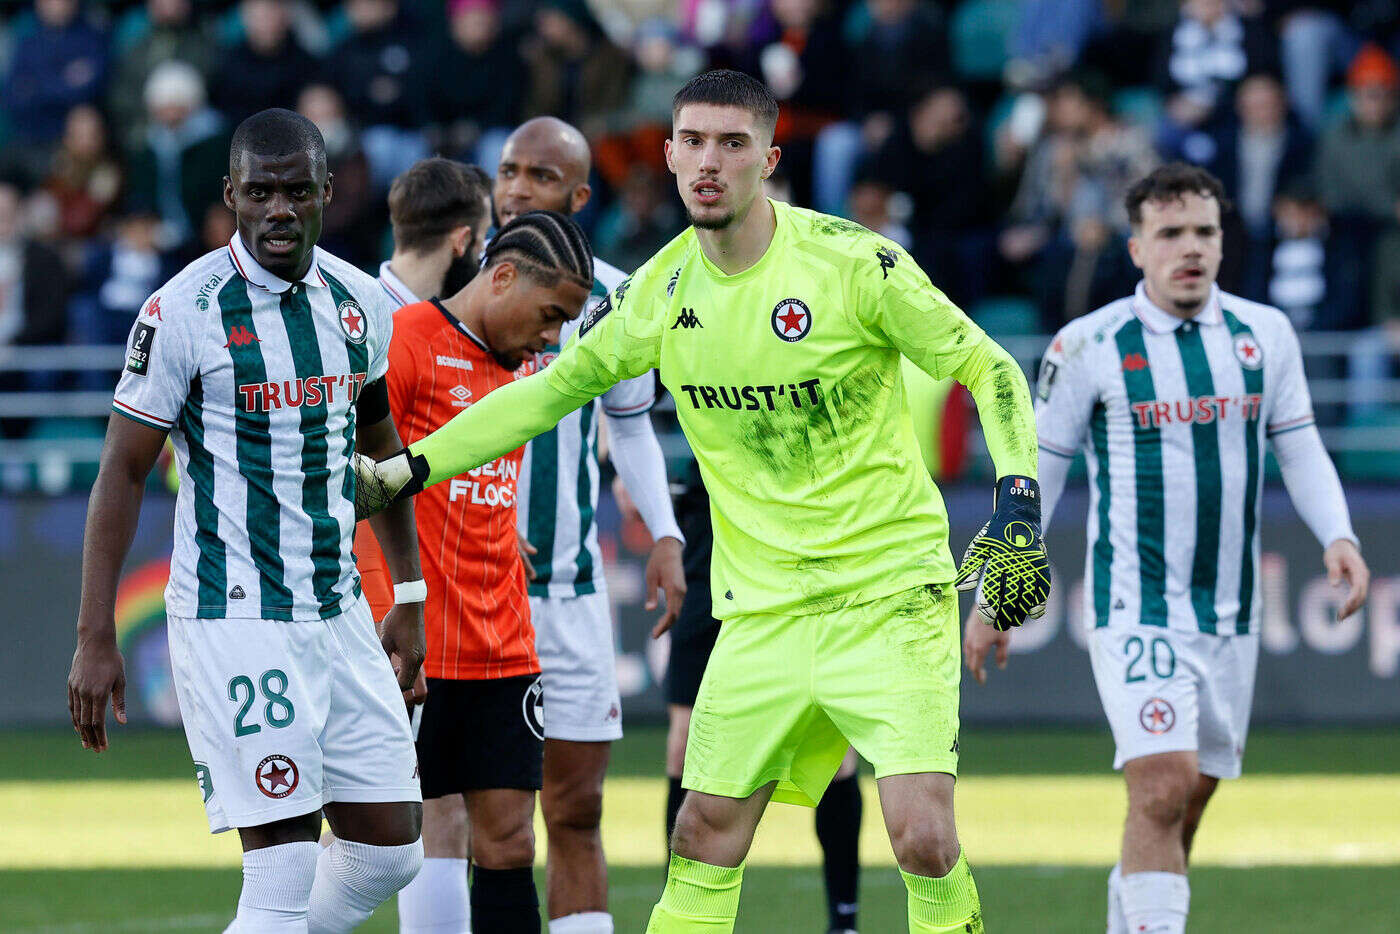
[954,475,1051,631]
[353,448,429,521]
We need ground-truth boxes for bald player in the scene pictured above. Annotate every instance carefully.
[498,117,687,934]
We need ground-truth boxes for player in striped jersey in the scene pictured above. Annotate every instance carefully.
[494,117,686,934]
[967,164,1370,934]
[68,110,427,932]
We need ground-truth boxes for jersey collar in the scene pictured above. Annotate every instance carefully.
[430,298,492,354]
[694,198,787,282]
[1130,280,1222,334]
[378,261,420,308]
[228,232,328,293]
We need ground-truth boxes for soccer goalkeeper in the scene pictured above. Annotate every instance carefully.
[358,70,1049,933]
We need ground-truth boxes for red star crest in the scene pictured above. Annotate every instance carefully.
[1233,333,1263,369]
[1138,698,1176,735]
[338,300,367,344]
[255,754,300,799]
[770,298,812,342]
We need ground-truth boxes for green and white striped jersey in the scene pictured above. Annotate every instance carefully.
[112,234,394,620]
[1036,283,1315,635]
[516,258,657,598]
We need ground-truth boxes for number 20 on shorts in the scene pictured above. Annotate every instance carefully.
[228,669,296,736]
[1124,636,1176,683]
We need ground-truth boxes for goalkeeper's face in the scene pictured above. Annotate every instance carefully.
[666,104,780,231]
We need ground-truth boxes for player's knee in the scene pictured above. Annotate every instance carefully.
[473,819,536,869]
[889,813,960,878]
[544,780,604,836]
[1128,760,1197,828]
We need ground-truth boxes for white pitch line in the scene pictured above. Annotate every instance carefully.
[10,912,229,933]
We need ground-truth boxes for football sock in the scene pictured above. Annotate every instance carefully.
[470,865,540,933]
[815,773,862,932]
[548,911,614,932]
[901,849,983,933]
[234,840,319,931]
[308,838,423,934]
[645,852,745,932]
[1106,864,1127,934]
[665,777,685,848]
[1120,871,1189,934]
[398,857,470,933]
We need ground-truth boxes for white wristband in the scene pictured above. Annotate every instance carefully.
[393,580,428,604]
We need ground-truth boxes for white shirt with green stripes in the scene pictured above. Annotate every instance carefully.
[1035,282,1355,636]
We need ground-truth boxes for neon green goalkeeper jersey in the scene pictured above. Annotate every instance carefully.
[414,200,1036,619]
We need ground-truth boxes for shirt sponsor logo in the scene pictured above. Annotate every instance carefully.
[771,298,812,342]
[447,456,519,507]
[435,354,474,371]
[678,379,822,411]
[237,372,368,411]
[126,323,156,376]
[194,273,223,311]
[1130,394,1262,429]
[338,300,367,344]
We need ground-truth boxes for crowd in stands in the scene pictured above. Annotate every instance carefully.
[3,0,1400,441]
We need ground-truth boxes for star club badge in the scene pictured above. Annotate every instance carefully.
[771,298,811,342]
[255,754,300,799]
[1233,333,1262,369]
[1139,698,1176,735]
[338,299,367,344]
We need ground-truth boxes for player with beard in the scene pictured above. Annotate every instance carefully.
[485,117,686,934]
[377,158,493,308]
[356,71,1050,933]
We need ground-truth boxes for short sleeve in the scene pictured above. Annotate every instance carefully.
[383,318,418,424]
[848,239,985,381]
[1035,325,1099,458]
[601,371,657,417]
[110,294,197,432]
[1264,317,1315,438]
[366,289,395,383]
[545,274,663,401]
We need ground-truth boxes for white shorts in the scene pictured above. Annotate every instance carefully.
[531,590,623,742]
[1089,627,1259,779]
[168,597,420,833]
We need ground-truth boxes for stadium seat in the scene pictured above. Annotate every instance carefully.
[950,0,1023,81]
[1338,409,1400,481]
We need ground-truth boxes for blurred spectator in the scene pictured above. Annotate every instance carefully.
[1268,183,1330,329]
[69,211,167,351]
[1156,0,1278,139]
[811,0,948,215]
[212,0,319,125]
[298,83,380,268]
[329,0,431,190]
[45,105,122,241]
[433,0,527,169]
[594,165,682,271]
[861,84,988,302]
[1,0,109,163]
[1007,0,1107,90]
[126,62,228,254]
[523,0,632,138]
[108,0,212,153]
[846,177,913,249]
[1269,2,1355,131]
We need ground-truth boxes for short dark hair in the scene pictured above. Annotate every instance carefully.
[1125,163,1230,227]
[672,69,779,138]
[482,210,593,288]
[229,108,326,179]
[388,158,492,254]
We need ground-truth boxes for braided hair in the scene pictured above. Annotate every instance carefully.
[482,210,593,289]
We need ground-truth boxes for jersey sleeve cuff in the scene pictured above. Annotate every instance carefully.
[603,396,656,417]
[112,398,174,431]
[1266,416,1315,437]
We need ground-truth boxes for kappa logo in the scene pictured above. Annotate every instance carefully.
[875,245,898,279]
[672,307,702,329]
[255,754,299,799]
[1122,352,1149,372]
[1233,333,1263,369]
[771,298,812,342]
[449,384,473,408]
[1139,698,1175,735]
[228,585,246,600]
[338,300,367,344]
[143,296,163,320]
[522,677,545,740]
[224,326,260,348]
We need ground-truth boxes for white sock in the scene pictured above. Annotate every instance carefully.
[1121,871,1189,934]
[548,911,614,933]
[308,838,424,934]
[1106,864,1127,934]
[398,857,471,933]
[234,840,320,931]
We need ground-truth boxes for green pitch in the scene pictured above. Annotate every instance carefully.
[3,726,1398,931]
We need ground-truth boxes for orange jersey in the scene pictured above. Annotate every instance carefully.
[356,300,534,680]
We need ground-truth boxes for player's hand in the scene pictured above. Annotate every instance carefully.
[391,653,428,708]
[647,536,687,638]
[1324,539,1369,620]
[67,634,127,752]
[963,613,1011,686]
[954,475,1051,631]
[378,602,426,693]
[517,532,538,581]
[353,448,429,521]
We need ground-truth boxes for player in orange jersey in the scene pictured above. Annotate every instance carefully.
[358,210,596,932]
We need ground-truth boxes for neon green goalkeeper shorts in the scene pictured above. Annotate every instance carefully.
[683,582,961,808]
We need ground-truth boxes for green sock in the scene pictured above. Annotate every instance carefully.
[645,852,746,933]
[902,849,984,933]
